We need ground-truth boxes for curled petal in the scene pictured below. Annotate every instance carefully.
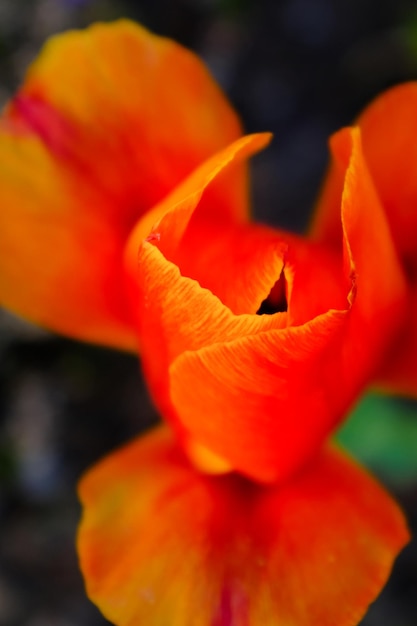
[78,426,409,626]
[335,127,407,375]
[355,83,417,272]
[125,132,273,298]
[171,309,348,482]
[357,85,417,396]
[0,20,244,349]
[312,82,417,267]
[312,85,417,396]
[136,240,287,437]
[353,86,417,396]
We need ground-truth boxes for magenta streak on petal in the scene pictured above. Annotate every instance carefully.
[7,95,112,193]
[211,583,249,626]
[11,95,73,157]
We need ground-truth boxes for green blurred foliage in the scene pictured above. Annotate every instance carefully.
[337,393,417,488]
[403,5,417,62]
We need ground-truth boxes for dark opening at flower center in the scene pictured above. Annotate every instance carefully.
[257,273,287,315]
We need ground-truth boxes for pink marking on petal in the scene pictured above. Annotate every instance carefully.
[6,95,74,157]
[212,583,249,626]
[146,232,161,243]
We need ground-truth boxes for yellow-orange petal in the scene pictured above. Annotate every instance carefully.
[77,426,409,626]
[0,20,244,349]
[135,127,407,483]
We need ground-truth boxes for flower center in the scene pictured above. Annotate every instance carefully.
[257,273,287,315]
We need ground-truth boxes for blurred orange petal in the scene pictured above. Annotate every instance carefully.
[312,83,417,264]
[134,128,407,482]
[312,84,417,396]
[78,426,408,626]
[355,84,417,396]
[355,83,417,272]
[0,20,244,349]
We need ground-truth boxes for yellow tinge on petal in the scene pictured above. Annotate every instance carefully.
[0,19,247,349]
[186,439,233,475]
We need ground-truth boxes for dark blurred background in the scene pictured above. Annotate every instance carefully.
[1,0,417,624]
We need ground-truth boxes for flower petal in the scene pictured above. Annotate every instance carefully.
[78,426,409,626]
[0,20,244,349]
[354,85,417,396]
[137,239,288,439]
[171,310,348,482]
[312,82,417,268]
[335,127,407,371]
[125,132,273,309]
[125,133,278,410]
[312,85,417,396]
[355,83,417,270]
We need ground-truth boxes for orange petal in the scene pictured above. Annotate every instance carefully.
[78,426,409,626]
[171,308,349,482]
[356,84,417,396]
[135,127,407,482]
[355,83,417,273]
[312,85,417,396]
[136,239,288,439]
[312,82,417,266]
[335,127,407,373]
[0,20,244,349]
[125,132,273,300]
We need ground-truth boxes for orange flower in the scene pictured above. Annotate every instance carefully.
[90,103,408,626]
[125,127,407,484]
[311,83,417,397]
[0,19,246,350]
[0,21,410,626]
